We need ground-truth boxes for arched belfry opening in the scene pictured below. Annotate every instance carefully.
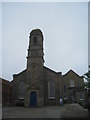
[33,36,37,44]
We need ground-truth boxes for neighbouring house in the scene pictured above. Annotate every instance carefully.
[2,78,12,106]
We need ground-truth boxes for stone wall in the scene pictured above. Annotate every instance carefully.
[12,70,26,105]
[43,67,61,105]
[2,79,12,106]
[61,70,85,104]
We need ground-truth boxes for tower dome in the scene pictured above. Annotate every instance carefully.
[30,28,43,36]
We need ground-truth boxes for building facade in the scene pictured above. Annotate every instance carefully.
[12,29,85,107]
[2,78,12,106]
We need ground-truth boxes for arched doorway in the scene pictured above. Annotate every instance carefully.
[30,91,37,107]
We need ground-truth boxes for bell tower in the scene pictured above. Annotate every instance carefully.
[27,28,44,68]
[25,29,44,107]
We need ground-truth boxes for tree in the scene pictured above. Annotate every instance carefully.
[83,66,90,101]
[83,65,90,88]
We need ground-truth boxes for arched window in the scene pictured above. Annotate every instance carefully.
[48,80,55,99]
[19,82,25,99]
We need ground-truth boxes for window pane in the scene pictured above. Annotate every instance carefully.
[48,80,55,99]
[70,80,74,87]
[19,82,25,99]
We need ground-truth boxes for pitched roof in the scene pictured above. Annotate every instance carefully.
[13,69,26,76]
[2,78,11,85]
[62,69,82,78]
[44,66,62,75]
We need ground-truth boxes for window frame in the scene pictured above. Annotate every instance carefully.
[19,82,25,99]
[70,80,75,87]
[48,80,55,99]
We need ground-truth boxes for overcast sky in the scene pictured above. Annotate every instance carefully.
[1,1,88,81]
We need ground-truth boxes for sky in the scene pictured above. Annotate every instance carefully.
[89,1,90,71]
[1,1,88,81]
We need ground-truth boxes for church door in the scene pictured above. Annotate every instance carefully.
[30,91,37,107]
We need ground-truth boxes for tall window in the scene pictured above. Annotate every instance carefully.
[64,85,67,97]
[79,92,84,100]
[70,80,75,87]
[48,80,55,99]
[19,82,25,99]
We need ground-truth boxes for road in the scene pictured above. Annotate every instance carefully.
[2,106,64,118]
[2,104,88,118]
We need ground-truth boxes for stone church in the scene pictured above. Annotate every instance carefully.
[12,29,86,107]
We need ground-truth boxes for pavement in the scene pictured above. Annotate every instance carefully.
[2,104,88,118]
[2,106,64,118]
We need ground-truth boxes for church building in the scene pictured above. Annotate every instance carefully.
[12,29,86,107]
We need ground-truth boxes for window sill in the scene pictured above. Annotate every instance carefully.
[48,97,55,100]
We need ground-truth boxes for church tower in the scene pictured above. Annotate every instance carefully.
[27,28,44,68]
[25,29,44,107]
